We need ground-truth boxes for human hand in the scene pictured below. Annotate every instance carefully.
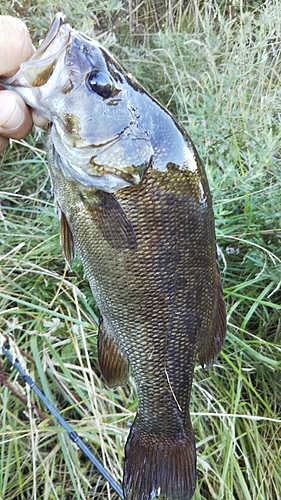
[0,16,47,153]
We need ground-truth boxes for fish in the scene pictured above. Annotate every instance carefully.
[0,13,226,500]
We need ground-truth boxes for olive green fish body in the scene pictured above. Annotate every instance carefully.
[47,124,224,500]
[1,13,226,500]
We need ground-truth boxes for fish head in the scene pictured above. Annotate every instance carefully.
[1,13,153,192]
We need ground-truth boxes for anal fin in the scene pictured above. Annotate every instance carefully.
[98,316,129,387]
[123,416,196,500]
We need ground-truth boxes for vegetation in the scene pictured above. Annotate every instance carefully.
[0,1,280,499]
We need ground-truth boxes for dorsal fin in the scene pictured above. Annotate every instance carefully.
[198,282,226,369]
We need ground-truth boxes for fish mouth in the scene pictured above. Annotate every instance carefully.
[21,13,71,87]
[0,13,71,88]
[0,12,73,118]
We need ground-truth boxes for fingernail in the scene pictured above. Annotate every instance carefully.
[0,102,25,131]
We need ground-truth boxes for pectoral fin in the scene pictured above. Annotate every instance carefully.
[98,316,130,387]
[80,190,137,251]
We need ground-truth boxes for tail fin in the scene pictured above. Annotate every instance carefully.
[123,417,196,500]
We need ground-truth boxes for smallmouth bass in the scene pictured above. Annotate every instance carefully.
[0,13,226,500]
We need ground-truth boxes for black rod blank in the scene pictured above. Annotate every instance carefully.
[1,345,124,499]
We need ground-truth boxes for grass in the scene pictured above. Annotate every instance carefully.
[0,1,281,499]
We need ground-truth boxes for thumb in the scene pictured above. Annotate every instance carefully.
[0,90,32,139]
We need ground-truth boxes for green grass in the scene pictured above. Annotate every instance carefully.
[0,1,281,499]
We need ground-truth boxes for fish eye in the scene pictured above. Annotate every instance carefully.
[86,70,114,98]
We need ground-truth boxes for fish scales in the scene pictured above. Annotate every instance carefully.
[47,134,223,500]
[0,12,226,500]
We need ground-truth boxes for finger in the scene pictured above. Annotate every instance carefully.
[31,110,49,127]
[0,16,34,76]
[0,136,9,153]
[0,90,33,139]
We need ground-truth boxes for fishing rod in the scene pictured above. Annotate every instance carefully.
[1,344,124,500]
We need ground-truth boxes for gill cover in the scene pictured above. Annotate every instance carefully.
[0,13,153,193]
